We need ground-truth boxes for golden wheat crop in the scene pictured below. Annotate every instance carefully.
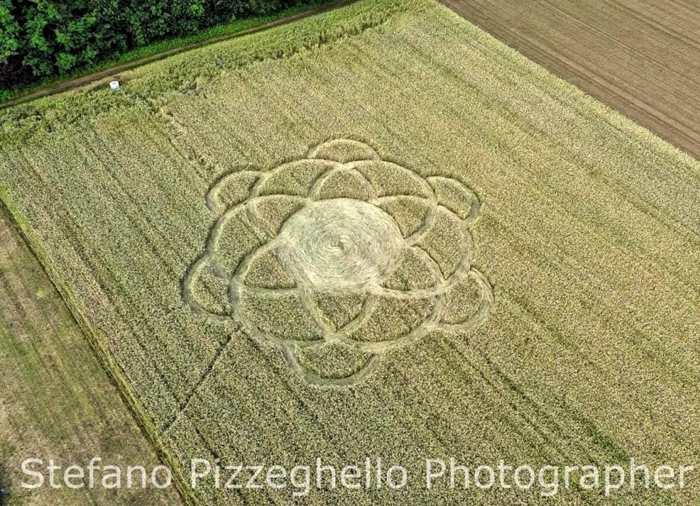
[1,0,700,504]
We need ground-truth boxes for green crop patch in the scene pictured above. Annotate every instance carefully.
[1,0,700,503]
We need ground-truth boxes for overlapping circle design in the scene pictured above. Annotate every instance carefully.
[184,139,493,386]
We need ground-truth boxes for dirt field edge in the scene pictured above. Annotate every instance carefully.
[0,0,358,111]
[0,191,194,505]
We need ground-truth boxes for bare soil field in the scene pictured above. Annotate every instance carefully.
[442,0,700,159]
[1,0,700,504]
[0,207,180,505]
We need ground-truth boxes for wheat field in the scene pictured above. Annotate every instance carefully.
[0,206,179,505]
[1,0,699,503]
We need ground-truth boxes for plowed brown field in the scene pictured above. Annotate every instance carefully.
[442,0,700,159]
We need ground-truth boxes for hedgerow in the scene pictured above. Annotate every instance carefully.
[0,0,316,90]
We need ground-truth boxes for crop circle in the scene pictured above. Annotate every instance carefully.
[184,139,494,386]
[277,199,404,293]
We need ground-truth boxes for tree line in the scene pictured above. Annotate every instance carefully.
[0,0,303,90]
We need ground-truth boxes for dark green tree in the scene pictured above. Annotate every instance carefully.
[0,0,305,90]
[0,0,20,62]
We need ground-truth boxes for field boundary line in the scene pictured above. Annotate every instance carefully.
[0,195,194,505]
[0,0,357,111]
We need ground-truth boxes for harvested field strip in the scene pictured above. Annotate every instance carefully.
[442,0,700,159]
[1,0,700,503]
[0,206,180,505]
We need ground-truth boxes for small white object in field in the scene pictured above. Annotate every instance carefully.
[109,80,120,91]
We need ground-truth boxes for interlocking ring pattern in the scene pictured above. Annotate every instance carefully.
[184,139,493,386]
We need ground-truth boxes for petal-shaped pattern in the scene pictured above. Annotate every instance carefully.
[310,168,374,201]
[182,255,230,318]
[238,289,324,344]
[437,268,494,331]
[207,170,261,216]
[186,142,492,386]
[428,176,481,223]
[352,161,433,198]
[307,291,368,333]
[381,246,441,291]
[293,341,377,383]
[378,195,432,238]
[415,207,473,279]
[209,206,266,277]
[247,195,305,237]
[240,245,296,289]
[344,295,436,344]
[308,139,380,163]
[255,159,337,197]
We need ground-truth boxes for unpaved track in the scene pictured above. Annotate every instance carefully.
[0,0,355,110]
[442,0,700,159]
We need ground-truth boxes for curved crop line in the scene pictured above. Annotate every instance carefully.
[244,201,275,241]
[411,246,448,326]
[465,193,482,225]
[389,174,440,246]
[251,159,341,199]
[199,202,270,293]
[229,239,324,349]
[341,323,432,354]
[372,243,442,297]
[349,160,435,199]
[228,240,273,324]
[307,166,379,203]
[456,224,476,275]
[250,330,324,349]
[230,239,288,292]
[299,287,335,335]
[181,254,230,321]
[326,292,377,343]
[336,267,493,355]
[300,160,344,198]
[230,288,323,350]
[436,267,495,333]
[426,175,482,225]
[406,199,437,246]
[375,195,433,242]
[204,203,249,253]
[246,194,309,238]
[282,344,380,387]
[307,166,345,201]
[376,194,431,206]
[184,143,493,387]
[347,166,380,203]
[413,244,445,285]
[269,159,342,178]
[370,243,414,290]
[206,169,263,215]
[369,249,472,300]
[333,289,439,354]
[247,169,267,198]
[432,201,481,234]
[247,194,310,205]
[230,285,300,296]
[429,288,447,327]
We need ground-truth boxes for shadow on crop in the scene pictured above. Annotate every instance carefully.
[0,461,9,505]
